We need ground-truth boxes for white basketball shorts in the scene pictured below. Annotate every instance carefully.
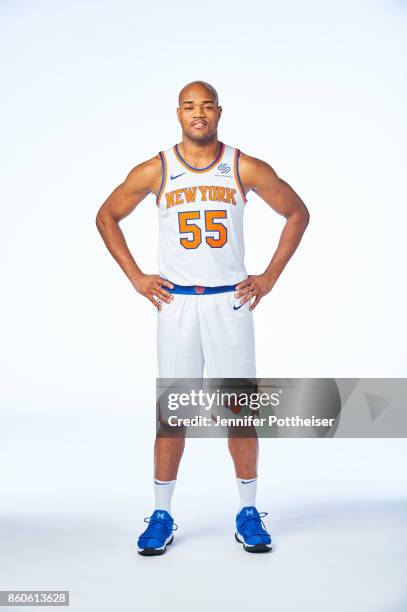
[156,291,256,378]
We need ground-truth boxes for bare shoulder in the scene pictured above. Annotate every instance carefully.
[237,150,308,218]
[122,154,163,197]
[238,151,279,192]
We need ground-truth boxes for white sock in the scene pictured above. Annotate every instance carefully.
[236,476,257,510]
[154,478,176,514]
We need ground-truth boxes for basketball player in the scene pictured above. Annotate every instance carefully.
[96,81,309,555]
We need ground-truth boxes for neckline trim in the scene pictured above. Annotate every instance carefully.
[174,142,225,172]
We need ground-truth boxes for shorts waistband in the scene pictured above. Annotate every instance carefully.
[166,283,237,295]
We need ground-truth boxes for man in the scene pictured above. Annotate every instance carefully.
[96,80,309,555]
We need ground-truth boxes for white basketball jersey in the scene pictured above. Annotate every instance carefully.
[156,142,248,286]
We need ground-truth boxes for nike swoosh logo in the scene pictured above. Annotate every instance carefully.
[233,304,244,310]
[241,479,256,484]
[170,172,186,180]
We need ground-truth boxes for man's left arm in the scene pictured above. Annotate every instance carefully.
[236,153,310,310]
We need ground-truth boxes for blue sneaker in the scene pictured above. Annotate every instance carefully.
[235,506,272,553]
[137,509,177,556]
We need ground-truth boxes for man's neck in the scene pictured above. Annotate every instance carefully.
[178,136,221,166]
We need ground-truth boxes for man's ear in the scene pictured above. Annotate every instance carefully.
[176,107,181,123]
[217,105,223,119]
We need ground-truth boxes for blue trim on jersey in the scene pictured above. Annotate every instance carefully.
[164,282,237,295]
[156,152,165,205]
[236,149,247,201]
[175,141,223,171]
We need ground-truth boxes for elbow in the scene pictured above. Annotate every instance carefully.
[95,208,113,232]
[290,205,310,229]
[303,206,310,227]
[299,202,310,229]
[95,211,105,232]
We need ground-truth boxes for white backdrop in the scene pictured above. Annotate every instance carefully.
[1,1,407,611]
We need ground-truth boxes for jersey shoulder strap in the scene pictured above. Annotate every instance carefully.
[215,144,247,203]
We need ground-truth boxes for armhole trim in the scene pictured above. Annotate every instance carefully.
[234,148,247,204]
[156,151,167,206]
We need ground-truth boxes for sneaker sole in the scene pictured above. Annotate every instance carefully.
[137,535,174,556]
[235,532,272,553]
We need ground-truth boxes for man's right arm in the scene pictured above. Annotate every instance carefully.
[95,155,174,309]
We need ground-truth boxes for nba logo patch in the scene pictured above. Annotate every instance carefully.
[194,286,206,294]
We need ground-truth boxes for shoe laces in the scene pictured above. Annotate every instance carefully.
[143,516,178,537]
[239,511,270,536]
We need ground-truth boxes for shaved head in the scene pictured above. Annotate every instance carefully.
[176,81,222,143]
[178,81,219,107]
